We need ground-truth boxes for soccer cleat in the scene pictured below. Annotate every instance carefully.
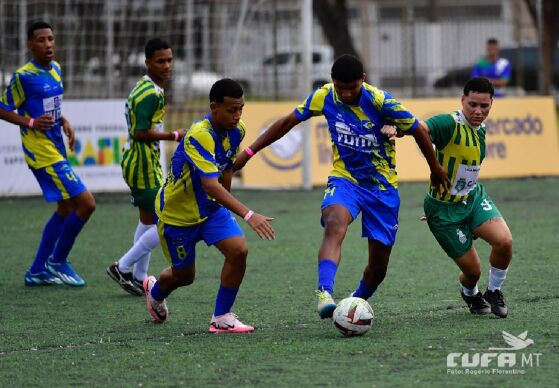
[461,291,491,315]
[209,312,254,333]
[24,270,63,286]
[143,276,168,323]
[483,289,508,318]
[316,288,336,319]
[106,262,144,296]
[46,259,85,287]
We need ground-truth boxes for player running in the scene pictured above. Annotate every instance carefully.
[106,38,186,296]
[143,78,274,333]
[0,21,96,287]
[234,54,449,319]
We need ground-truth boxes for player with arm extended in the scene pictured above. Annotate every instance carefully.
[0,21,96,286]
[106,38,186,296]
[234,54,449,319]
[143,78,274,332]
[421,77,512,317]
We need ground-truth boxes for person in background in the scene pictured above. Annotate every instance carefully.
[471,38,511,98]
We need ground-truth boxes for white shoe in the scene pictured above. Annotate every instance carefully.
[143,276,168,323]
[209,312,254,333]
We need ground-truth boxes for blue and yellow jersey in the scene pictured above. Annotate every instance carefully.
[294,83,418,190]
[471,58,511,97]
[121,75,166,190]
[425,110,486,202]
[0,60,66,169]
[155,115,245,227]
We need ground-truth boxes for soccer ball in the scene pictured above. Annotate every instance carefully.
[332,297,374,337]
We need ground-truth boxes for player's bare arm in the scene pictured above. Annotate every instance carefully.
[133,127,186,142]
[221,169,233,192]
[0,107,54,131]
[200,176,275,240]
[61,116,75,152]
[233,112,301,172]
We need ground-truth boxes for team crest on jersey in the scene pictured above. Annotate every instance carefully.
[456,229,467,244]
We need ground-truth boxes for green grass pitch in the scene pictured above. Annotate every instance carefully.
[0,178,557,386]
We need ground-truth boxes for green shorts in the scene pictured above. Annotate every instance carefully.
[423,184,501,259]
[130,187,159,213]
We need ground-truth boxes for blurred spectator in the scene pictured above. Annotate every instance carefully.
[471,38,511,97]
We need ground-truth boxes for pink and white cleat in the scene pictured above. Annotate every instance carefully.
[143,276,168,323]
[209,312,254,333]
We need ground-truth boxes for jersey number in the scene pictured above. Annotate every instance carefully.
[324,187,336,199]
[65,171,78,183]
[176,245,187,260]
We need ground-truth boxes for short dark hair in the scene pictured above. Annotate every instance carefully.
[145,38,170,59]
[209,78,243,102]
[27,21,52,41]
[487,38,499,45]
[331,54,364,82]
[464,77,494,98]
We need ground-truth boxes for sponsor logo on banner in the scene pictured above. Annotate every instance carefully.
[67,131,127,167]
[0,100,131,195]
[258,117,302,170]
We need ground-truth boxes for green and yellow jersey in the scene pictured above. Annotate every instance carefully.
[121,75,165,190]
[425,110,486,202]
[155,115,245,227]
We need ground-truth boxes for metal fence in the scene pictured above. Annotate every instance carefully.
[0,0,551,125]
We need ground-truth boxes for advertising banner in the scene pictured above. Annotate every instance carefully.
[241,97,559,188]
[0,99,130,196]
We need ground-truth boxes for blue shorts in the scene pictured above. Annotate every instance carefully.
[321,177,400,245]
[158,206,244,269]
[31,160,87,202]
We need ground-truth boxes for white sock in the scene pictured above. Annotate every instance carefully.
[462,284,479,296]
[133,221,152,243]
[488,266,508,291]
[132,252,151,282]
[118,226,159,273]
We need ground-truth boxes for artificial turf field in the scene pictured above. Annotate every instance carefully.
[1,178,557,386]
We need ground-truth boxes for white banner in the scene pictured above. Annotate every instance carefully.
[0,99,131,196]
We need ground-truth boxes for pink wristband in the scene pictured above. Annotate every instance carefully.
[245,147,255,158]
[28,118,35,128]
[172,131,179,141]
[243,210,254,222]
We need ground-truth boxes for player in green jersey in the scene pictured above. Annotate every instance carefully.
[420,77,512,317]
[106,38,185,295]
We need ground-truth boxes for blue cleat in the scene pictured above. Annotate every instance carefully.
[25,270,63,286]
[46,259,86,287]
